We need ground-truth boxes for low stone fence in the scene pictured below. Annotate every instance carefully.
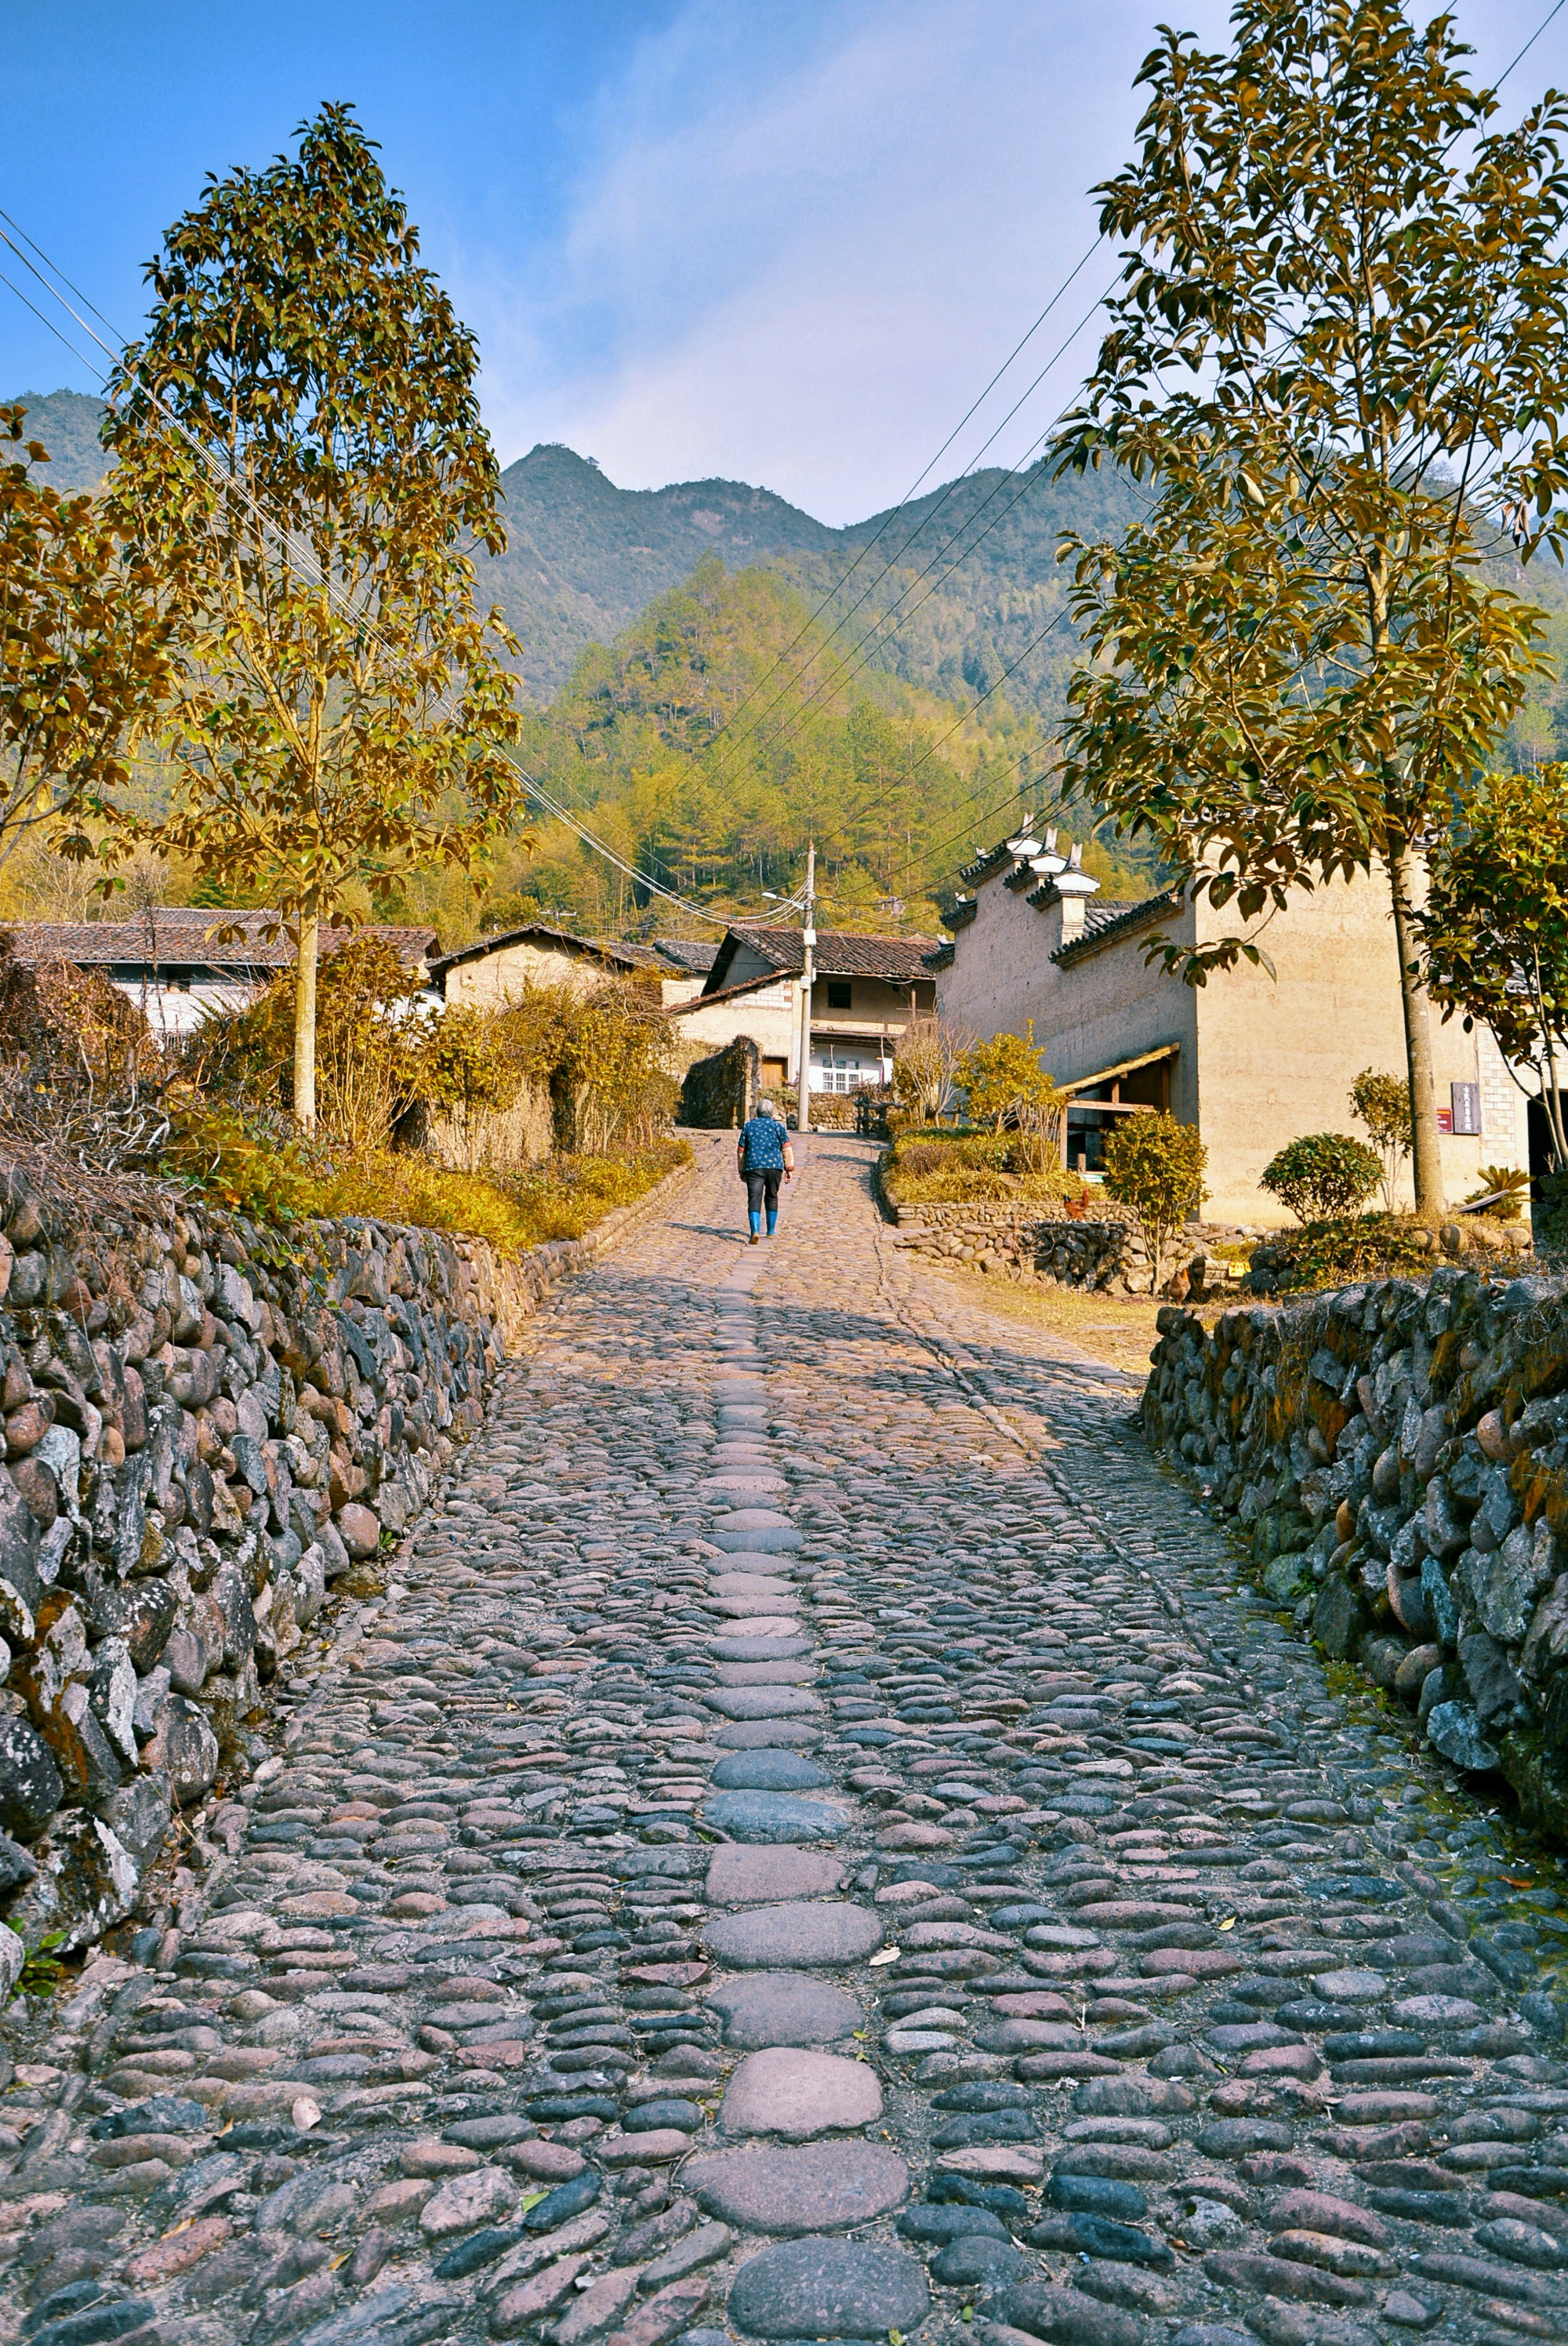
[0,1149,694,1977]
[883,1197,1148,1291]
[1142,1267,1568,1837]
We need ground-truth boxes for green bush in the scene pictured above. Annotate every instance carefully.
[1268,1213,1437,1290]
[1102,1113,1208,1295]
[1261,1132,1383,1224]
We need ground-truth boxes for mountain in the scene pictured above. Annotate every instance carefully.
[4,389,117,496]
[0,390,1138,721]
[11,387,1568,761]
[482,443,840,696]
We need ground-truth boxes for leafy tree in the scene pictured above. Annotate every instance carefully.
[104,104,528,1130]
[1102,1112,1208,1293]
[1350,1068,1413,1212]
[954,1025,1065,1143]
[891,1014,970,1125]
[1261,1133,1384,1224]
[1,405,170,881]
[1417,764,1568,1171]
[199,935,426,1152]
[1053,0,1568,1218]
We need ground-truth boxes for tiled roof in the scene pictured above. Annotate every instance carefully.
[958,840,1018,888]
[8,911,435,971]
[714,926,942,986]
[1052,889,1181,965]
[430,923,643,981]
[649,939,719,973]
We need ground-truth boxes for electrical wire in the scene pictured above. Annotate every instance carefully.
[0,214,771,935]
[695,243,1108,766]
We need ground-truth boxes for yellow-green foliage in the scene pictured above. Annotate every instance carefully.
[883,1129,1085,1208]
[326,1140,691,1254]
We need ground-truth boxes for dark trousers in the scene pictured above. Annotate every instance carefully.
[745,1168,782,1218]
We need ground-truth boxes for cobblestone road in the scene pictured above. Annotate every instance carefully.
[5,1135,1568,2346]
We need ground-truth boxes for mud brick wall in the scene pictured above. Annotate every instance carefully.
[1142,1269,1568,1838]
[0,1160,690,1982]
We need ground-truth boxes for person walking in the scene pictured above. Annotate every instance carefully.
[737,1095,794,1244]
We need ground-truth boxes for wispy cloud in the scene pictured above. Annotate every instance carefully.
[466,0,1180,521]
[461,0,1565,523]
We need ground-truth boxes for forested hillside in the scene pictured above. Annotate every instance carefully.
[388,555,1155,944]
[11,387,1568,939]
[15,389,1566,758]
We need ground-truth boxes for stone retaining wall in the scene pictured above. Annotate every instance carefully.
[0,1152,694,1979]
[1142,1268,1568,1836]
[884,1197,1147,1291]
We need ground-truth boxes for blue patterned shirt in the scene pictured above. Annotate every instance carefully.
[739,1113,787,1170]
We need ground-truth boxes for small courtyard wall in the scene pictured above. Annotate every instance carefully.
[886,1198,1146,1290]
[0,1153,692,1978]
[1142,1268,1568,1838]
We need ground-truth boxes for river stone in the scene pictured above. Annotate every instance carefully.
[721,2048,883,2139]
[715,1723,825,1752]
[715,1528,803,1555]
[708,1972,864,2049]
[708,1636,814,1661]
[706,1847,844,1902]
[705,1902,882,1968]
[712,1751,829,1792]
[713,1661,818,1686]
[727,2237,930,2337]
[702,1792,847,1843]
[712,1509,795,1531]
[706,1690,823,1720]
[686,2141,909,2234]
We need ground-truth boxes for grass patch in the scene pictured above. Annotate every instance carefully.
[917,1262,1229,1379]
[884,1131,1087,1211]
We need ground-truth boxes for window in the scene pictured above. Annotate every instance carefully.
[826,979,852,1009]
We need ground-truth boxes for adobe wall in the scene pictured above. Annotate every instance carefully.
[935,877,1200,1105]
[1142,1268,1568,1841]
[1189,870,1527,1224]
[0,1153,694,1981]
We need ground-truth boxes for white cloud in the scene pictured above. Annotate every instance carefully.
[462,0,1568,523]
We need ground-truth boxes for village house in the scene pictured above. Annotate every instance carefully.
[430,924,715,1010]
[932,830,1526,1226]
[6,909,437,1039]
[669,925,940,1097]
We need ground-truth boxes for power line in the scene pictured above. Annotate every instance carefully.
[0,213,772,936]
[696,277,1116,796]
[695,238,1106,764]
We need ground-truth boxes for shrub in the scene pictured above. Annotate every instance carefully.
[1350,1068,1412,1211]
[161,1093,325,1222]
[1268,1212,1439,1291]
[953,1026,1066,1149]
[1261,1132,1384,1223]
[1102,1112,1208,1294]
[1466,1164,1529,1220]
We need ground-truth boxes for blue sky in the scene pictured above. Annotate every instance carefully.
[4,0,1563,521]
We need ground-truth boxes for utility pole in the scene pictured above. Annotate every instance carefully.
[797,841,816,1135]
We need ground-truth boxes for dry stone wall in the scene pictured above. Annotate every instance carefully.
[1142,1268,1568,1839]
[886,1200,1146,1290]
[0,1157,691,1983]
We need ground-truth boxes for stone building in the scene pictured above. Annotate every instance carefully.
[931,830,1526,1226]
[431,924,714,1010]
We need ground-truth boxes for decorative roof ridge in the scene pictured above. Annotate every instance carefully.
[1051,887,1183,965]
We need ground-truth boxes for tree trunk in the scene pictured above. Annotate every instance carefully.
[1386,844,1444,1218]
[293,899,320,1134]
